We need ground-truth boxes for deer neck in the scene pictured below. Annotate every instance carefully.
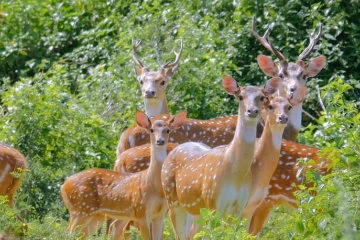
[147,144,168,193]
[225,108,258,177]
[144,98,169,117]
[283,104,302,141]
[254,120,285,182]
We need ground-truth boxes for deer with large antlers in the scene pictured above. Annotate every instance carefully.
[61,110,187,239]
[161,76,269,240]
[117,40,183,157]
[0,143,26,208]
[252,16,326,141]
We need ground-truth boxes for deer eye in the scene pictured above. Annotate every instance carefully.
[150,129,154,133]
[140,80,144,85]
[260,96,266,101]
[238,95,244,101]
[268,105,273,110]
[160,80,166,86]
[166,129,170,134]
[288,106,292,110]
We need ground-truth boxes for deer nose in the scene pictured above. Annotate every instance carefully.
[156,139,165,145]
[289,86,297,93]
[278,115,288,124]
[145,89,156,97]
[247,108,259,118]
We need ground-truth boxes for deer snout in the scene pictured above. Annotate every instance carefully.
[289,86,297,93]
[246,108,259,118]
[156,139,165,145]
[288,86,297,99]
[145,89,156,98]
[278,115,289,124]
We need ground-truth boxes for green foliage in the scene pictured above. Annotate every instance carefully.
[194,208,255,240]
[0,196,26,237]
[0,0,358,238]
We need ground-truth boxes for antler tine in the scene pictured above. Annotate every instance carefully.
[297,23,322,61]
[132,39,145,68]
[162,39,183,69]
[252,16,286,62]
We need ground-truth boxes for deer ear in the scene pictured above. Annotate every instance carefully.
[305,56,326,77]
[169,111,187,130]
[263,77,281,96]
[257,55,278,77]
[136,111,151,130]
[222,76,241,96]
[263,96,271,107]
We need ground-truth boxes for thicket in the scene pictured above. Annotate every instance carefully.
[0,0,359,239]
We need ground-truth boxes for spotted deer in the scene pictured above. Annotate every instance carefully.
[252,16,326,141]
[161,76,269,240]
[241,96,292,221]
[116,40,183,157]
[61,110,187,239]
[0,143,27,208]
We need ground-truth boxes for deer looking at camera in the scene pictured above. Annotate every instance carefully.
[241,96,292,221]
[116,40,183,157]
[161,76,270,240]
[61,110,187,239]
[252,16,326,141]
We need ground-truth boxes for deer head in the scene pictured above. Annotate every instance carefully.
[252,17,326,106]
[132,40,183,99]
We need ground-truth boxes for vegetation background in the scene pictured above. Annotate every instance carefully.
[0,0,359,239]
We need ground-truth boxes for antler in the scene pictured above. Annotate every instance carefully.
[132,39,145,68]
[297,23,322,61]
[162,39,183,69]
[252,16,286,62]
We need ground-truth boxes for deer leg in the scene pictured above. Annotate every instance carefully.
[108,220,130,240]
[169,206,191,240]
[247,199,275,235]
[188,215,201,239]
[151,213,166,240]
[137,219,151,240]
[81,214,105,236]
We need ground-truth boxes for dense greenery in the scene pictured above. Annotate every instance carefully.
[0,0,359,239]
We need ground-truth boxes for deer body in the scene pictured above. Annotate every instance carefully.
[248,139,329,234]
[161,76,267,239]
[62,111,186,239]
[117,114,238,157]
[0,143,26,207]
